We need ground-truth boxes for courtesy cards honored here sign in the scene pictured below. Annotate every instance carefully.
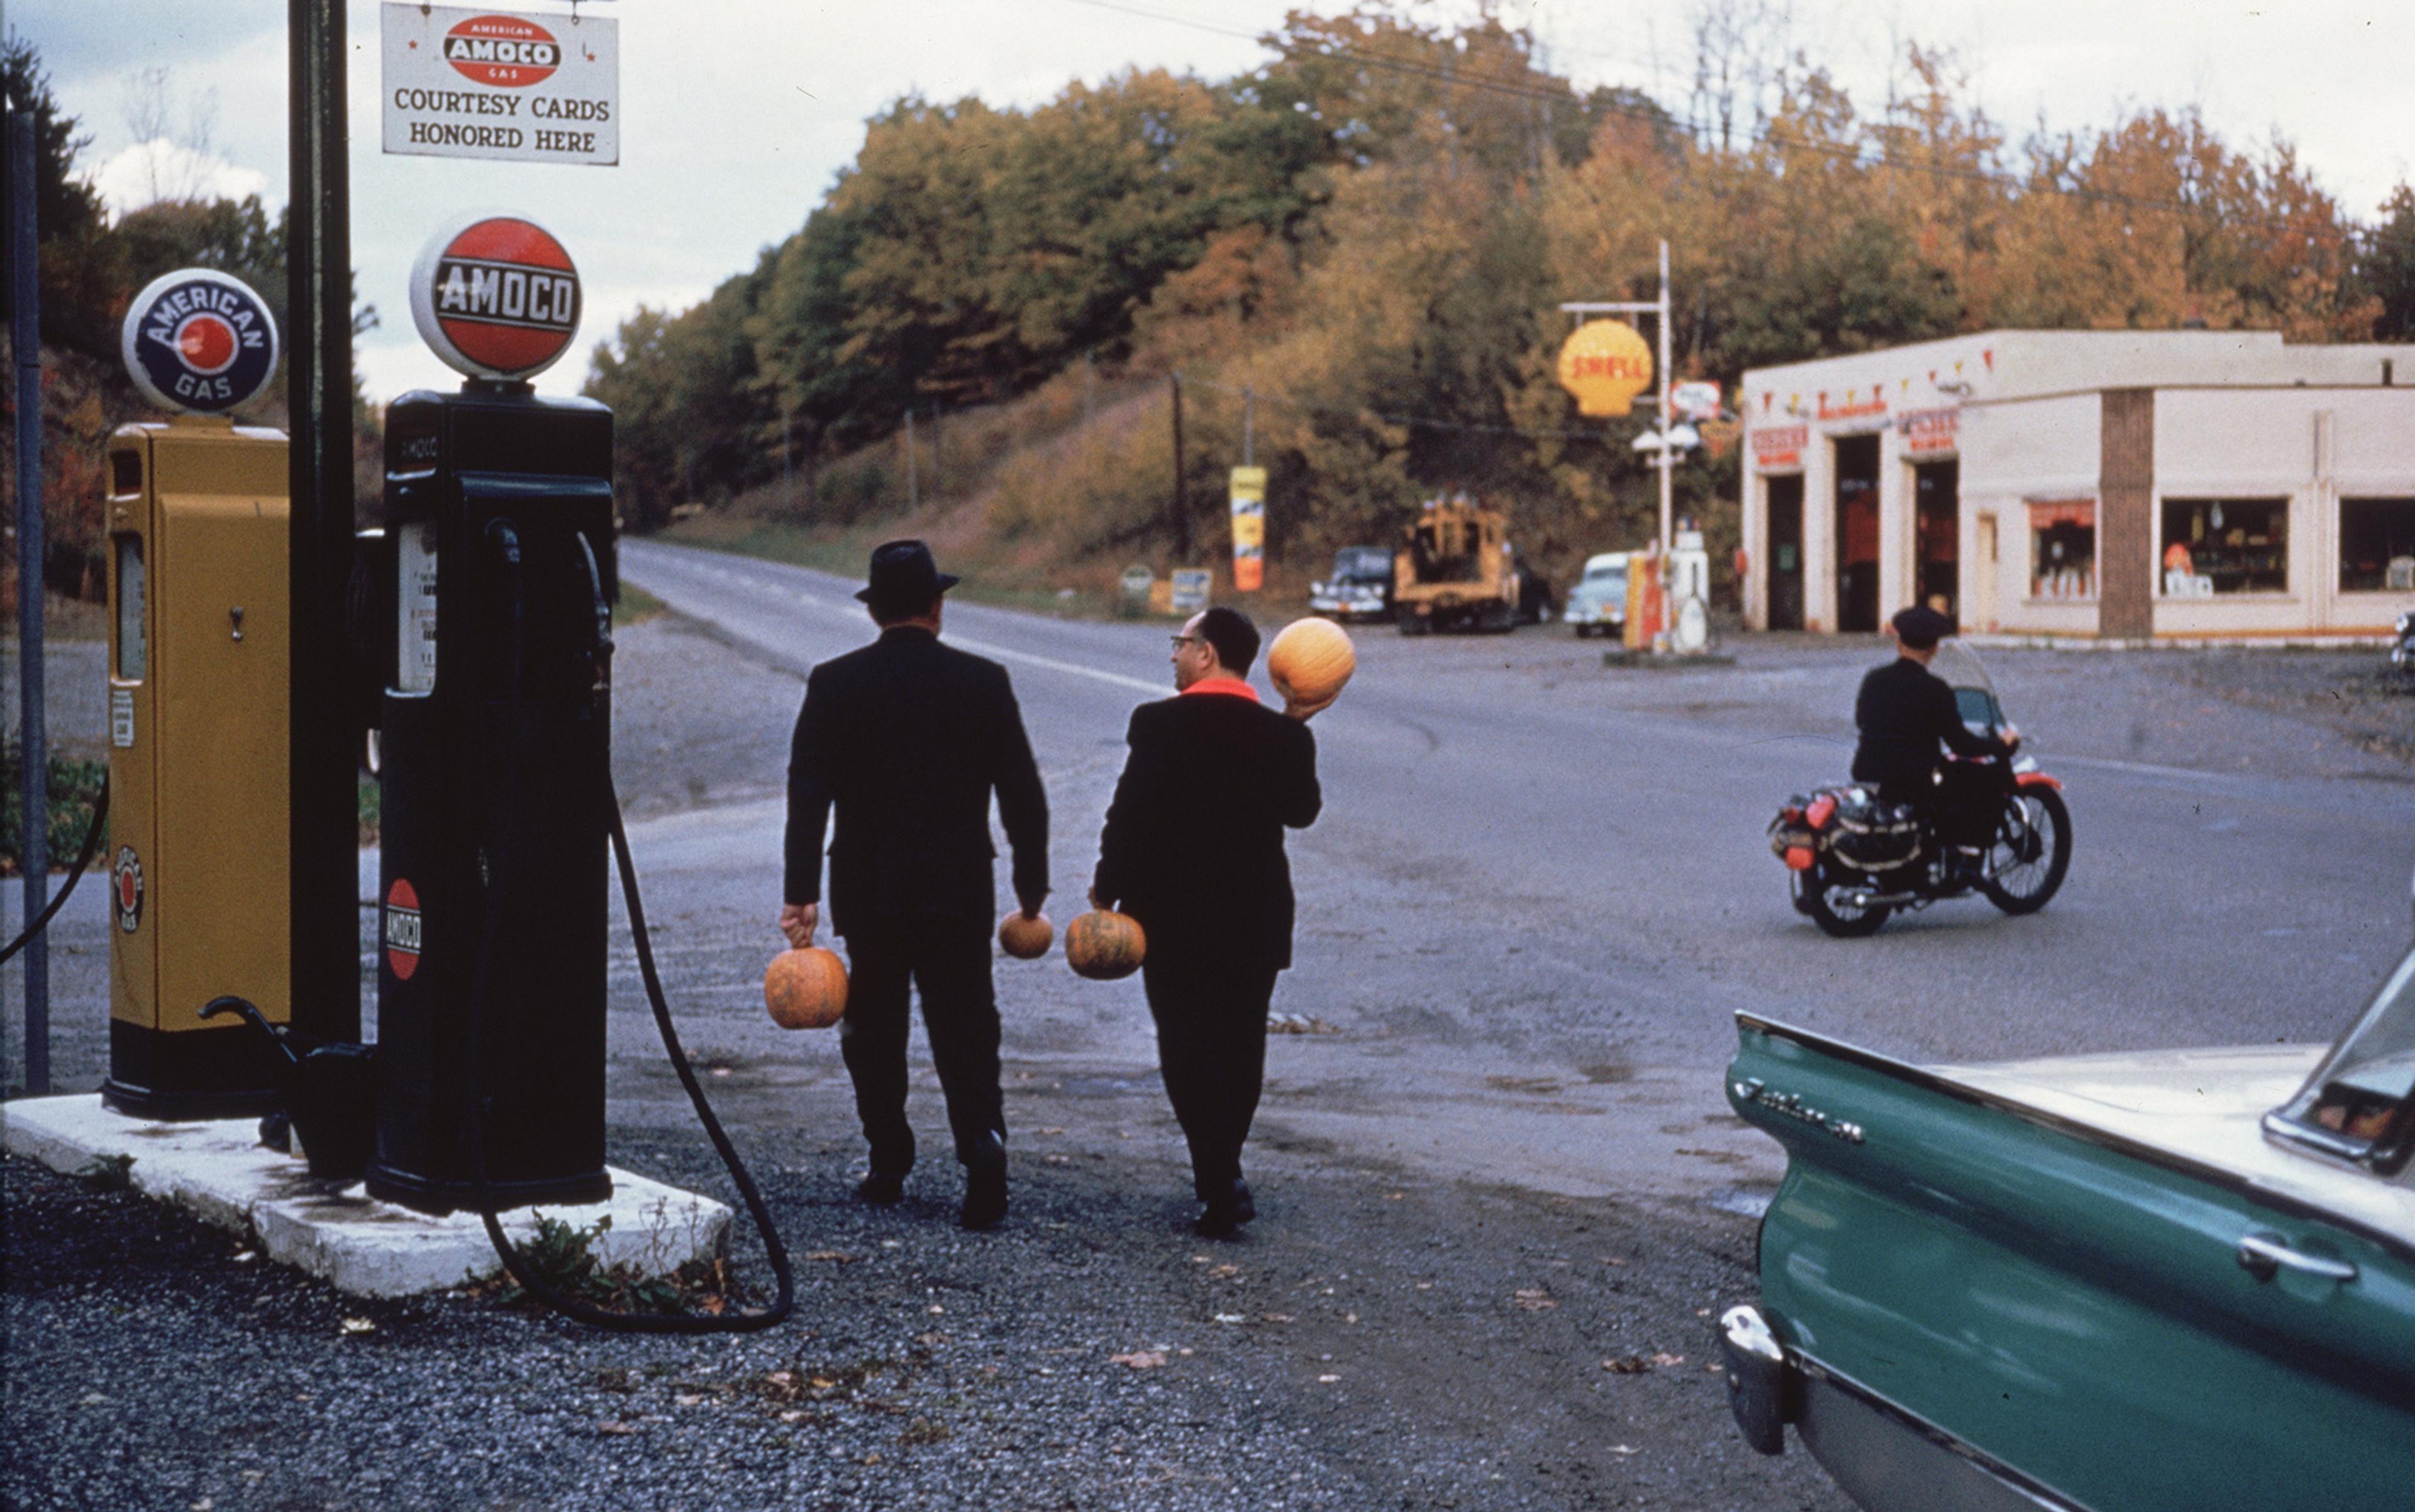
[382,4,619,166]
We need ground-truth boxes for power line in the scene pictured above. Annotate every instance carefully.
[1177,369,1648,447]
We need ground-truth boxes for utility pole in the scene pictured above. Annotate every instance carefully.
[781,397,793,510]
[1170,373,1188,560]
[1243,386,1255,467]
[9,97,50,1092]
[904,409,918,511]
[287,0,358,1047]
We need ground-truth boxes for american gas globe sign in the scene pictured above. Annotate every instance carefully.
[119,269,279,414]
[409,213,582,381]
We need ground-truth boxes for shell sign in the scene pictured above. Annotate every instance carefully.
[1556,320,1653,418]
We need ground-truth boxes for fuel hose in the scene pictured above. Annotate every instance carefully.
[464,520,794,1332]
[0,777,110,969]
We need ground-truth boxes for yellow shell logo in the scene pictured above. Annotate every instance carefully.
[1556,320,1653,418]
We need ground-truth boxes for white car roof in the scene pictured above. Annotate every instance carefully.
[1582,553,1629,572]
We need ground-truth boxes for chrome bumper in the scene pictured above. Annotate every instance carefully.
[1719,1304,2092,1512]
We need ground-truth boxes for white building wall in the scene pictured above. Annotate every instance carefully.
[1960,394,2101,636]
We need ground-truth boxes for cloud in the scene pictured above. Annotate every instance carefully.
[91,140,270,217]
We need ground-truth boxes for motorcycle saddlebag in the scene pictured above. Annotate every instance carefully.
[1826,792,1922,872]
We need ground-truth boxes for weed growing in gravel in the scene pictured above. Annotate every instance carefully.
[464,1215,743,1318]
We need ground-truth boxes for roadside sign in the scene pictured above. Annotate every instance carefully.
[1670,380,1723,421]
[1119,564,1155,601]
[409,213,582,381]
[381,3,619,167]
[1170,568,1212,614]
[1228,466,1267,592]
[119,268,279,414]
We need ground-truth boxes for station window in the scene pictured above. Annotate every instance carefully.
[2160,498,2288,596]
[2338,498,2415,592]
[2027,499,2095,599]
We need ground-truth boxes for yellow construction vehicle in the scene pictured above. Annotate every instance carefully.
[1394,494,1519,635]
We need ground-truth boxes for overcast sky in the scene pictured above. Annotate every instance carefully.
[14,0,2412,403]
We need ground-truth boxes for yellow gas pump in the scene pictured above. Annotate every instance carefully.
[99,270,292,1119]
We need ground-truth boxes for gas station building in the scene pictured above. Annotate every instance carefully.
[1736,330,2415,641]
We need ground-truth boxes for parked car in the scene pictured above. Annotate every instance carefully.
[1718,955,2415,1510]
[1309,545,1396,623]
[1562,552,1629,638]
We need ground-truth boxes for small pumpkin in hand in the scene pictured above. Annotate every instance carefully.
[1065,910,1146,981]
[764,947,849,1029]
[999,910,1054,960]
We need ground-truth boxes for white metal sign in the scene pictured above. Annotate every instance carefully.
[381,4,619,167]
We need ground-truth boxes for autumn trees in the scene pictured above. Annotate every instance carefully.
[587,5,2404,570]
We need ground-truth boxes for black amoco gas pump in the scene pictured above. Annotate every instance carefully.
[364,215,790,1332]
[98,270,292,1118]
[366,214,613,1213]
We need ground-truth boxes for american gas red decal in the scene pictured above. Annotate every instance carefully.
[384,879,424,981]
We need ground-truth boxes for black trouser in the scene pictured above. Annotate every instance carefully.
[1141,953,1280,1199]
[836,915,1002,1176]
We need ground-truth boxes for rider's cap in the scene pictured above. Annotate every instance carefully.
[1889,605,1953,650]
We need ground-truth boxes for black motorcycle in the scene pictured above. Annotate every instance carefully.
[2391,610,2415,677]
[1768,645,2072,938]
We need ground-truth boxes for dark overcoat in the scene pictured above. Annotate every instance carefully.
[1093,691,1321,973]
[783,626,1048,935]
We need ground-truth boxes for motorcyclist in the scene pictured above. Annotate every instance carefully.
[1851,605,2016,883]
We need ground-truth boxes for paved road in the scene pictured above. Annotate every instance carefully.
[613,538,2415,1207]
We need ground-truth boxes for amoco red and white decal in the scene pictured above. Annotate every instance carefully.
[385,879,424,981]
[443,13,560,87]
[408,212,582,381]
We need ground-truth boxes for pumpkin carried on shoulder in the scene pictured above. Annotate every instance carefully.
[764,947,849,1029]
[1065,909,1146,981]
[1267,617,1356,708]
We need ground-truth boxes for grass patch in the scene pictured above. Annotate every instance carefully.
[468,1214,747,1320]
[612,581,670,628]
[0,750,109,876]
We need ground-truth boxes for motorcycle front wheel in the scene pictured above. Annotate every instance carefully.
[1982,786,2072,914]
[1800,864,1891,938]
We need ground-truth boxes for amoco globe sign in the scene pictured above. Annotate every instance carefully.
[119,268,280,414]
[409,213,582,381]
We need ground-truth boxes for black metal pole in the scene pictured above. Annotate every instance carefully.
[1170,373,1187,562]
[9,100,50,1094]
[287,0,358,1045]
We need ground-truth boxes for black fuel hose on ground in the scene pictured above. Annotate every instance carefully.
[0,777,110,969]
[463,520,794,1333]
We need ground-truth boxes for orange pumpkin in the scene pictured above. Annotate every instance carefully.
[1065,909,1147,981]
[998,910,1055,959]
[1267,617,1356,707]
[763,947,849,1029]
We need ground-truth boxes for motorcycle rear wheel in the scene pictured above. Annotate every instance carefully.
[1981,786,2071,914]
[1801,865,1891,937]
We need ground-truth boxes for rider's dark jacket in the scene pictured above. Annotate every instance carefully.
[1851,655,2011,798]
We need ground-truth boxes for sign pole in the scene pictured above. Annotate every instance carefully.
[1657,238,1673,560]
[10,99,50,1094]
[288,0,360,1047]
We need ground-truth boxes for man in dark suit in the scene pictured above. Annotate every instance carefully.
[780,541,1048,1229]
[1852,604,2015,879]
[1091,606,1324,1237]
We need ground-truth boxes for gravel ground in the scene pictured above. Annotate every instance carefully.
[2,1128,1837,1511]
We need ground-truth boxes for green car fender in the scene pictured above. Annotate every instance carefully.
[1728,1019,2415,1512]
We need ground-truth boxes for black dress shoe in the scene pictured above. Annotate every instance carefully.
[856,1170,906,1206]
[1194,1198,1241,1238]
[959,1133,1008,1230]
[1230,1179,1255,1225]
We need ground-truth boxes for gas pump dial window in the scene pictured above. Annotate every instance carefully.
[398,523,438,693]
[116,536,147,682]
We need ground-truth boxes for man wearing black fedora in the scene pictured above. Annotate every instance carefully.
[780,540,1049,1228]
